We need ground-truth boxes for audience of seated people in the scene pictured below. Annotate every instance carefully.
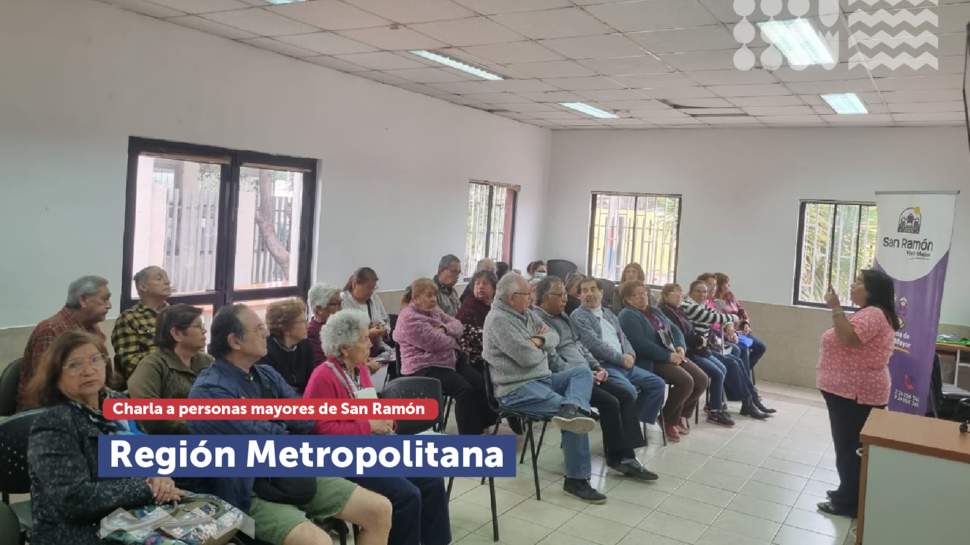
[564,272,585,315]
[341,267,394,362]
[111,266,172,383]
[531,276,658,480]
[19,275,113,410]
[713,272,769,375]
[570,278,667,431]
[617,282,713,439]
[127,303,213,434]
[433,255,463,316]
[456,269,497,368]
[393,278,496,435]
[25,330,186,545]
[459,258,496,303]
[305,309,451,545]
[306,282,342,362]
[187,303,392,545]
[526,260,547,280]
[482,272,605,503]
[611,263,646,311]
[256,297,322,394]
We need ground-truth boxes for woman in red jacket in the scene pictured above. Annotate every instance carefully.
[304,309,450,545]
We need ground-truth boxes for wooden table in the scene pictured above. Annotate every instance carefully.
[935,341,970,388]
[857,409,970,544]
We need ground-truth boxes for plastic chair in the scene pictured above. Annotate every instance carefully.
[546,260,578,282]
[0,408,48,543]
[0,359,23,417]
[380,376,445,435]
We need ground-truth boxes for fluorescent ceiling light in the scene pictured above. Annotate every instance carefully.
[559,102,618,119]
[409,50,503,81]
[758,18,834,67]
[821,93,868,115]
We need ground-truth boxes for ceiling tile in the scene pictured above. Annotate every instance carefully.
[204,8,320,35]
[888,101,964,113]
[578,89,651,101]
[873,74,962,91]
[488,79,559,92]
[460,92,531,103]
[697,0,771,23]
[894,112,966,122]
[458,41,564,64]
[506,102,559,112]
[542,76,625,90]
[148,0,247,13]
[266,0,390,30]
[687,68,777,85]
[586,0,720,32]
[411,16,525,46]
[334,51,430,69]
[821,114,895,124]
[769,63,872,82]
[880,89,962,103]
[303,55,371,72]
[709,83,792,96]
[658,49,740,71]
[517,90,586,102]
[344,0,475,23]
[701,116,762,124]
[243,37,319,57]
[728,95,807,106]
[383,67,473,82]
[167,15,258,39]
[743,105,816,116]
[940,3,970,33]
[577,56,671,75]
[540,34,644,59]
[786,79,878,93]
[627,25,736,53]
[453,0,572,14]
[351,70,413,85]
[490,8,611,39]
[102,0,186,17]
[678,107,744,115]
[595,99,671,110]
[338,26,446,50]
[756,116,825,124]
[277,32,376,54]
[659,98,734,108]
[613,72,696,88]
[644,87,718,99]
[503,60,596,78]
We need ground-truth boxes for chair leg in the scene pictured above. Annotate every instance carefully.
[529,421,542,500]
[443,397,454,431]
[520,421,534,465]
[534,420,548,460]
[488,477,499,542]
[483,420,501,485]
[659,415,667,447]
[446,476,455,500]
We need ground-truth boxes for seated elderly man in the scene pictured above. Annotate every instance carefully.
[570,278,666,429]
[433,254,463,316]
[19,275,113,410]
[483,272,605,503]
[531,276,658,481]
[112,266,172,381]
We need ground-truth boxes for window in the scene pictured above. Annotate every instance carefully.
[588,192,681,285]
[464,181,518,276]
[794,200,878,308]
[121,138,317,316]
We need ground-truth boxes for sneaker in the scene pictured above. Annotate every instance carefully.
[706,411,736,427]
[703,404,711,414]
[563,478,607,504]
[552,404,595,433]
[664,424,681,443]
[676,417,690,435]
[608,459,660,481]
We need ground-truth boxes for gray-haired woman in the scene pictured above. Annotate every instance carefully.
[307,283,342,362]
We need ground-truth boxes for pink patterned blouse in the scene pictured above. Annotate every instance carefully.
[816,306,895,406]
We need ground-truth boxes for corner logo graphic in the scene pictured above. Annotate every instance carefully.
[897,207,922,234]
[733,0,939,72]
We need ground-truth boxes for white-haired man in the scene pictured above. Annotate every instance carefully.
[112,266,172,380]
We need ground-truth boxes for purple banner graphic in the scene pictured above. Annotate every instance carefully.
[878,255,949,414]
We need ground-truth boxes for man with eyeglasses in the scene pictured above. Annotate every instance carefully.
[483,272,605,504]
[433,254,463,317]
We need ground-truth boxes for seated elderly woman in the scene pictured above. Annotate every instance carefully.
[305,309,451,545]
[564,272,586,315]
[128,304,213,434]
[257,297,319,394]
[459,258,496,303]
[456,269,498,368]
[306,283,342,362]
[341,267,394,361]
[393,278,496,435]
[612,263,646,311]
[25,331,185,545]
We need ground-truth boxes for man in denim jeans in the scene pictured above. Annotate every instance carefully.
[483,273,605,504]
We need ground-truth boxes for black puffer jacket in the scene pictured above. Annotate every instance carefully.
[28,402,154,545]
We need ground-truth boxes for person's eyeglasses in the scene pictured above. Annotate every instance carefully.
[513,291,531,297]
[547,292,566,298]
[64,354,107,375]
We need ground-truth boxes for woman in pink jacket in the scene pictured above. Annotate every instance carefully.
[393,278,496,435]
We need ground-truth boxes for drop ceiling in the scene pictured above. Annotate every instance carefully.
[97,0,970,129]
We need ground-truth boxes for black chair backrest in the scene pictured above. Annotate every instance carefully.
[388,313,398,333]
[546,260,578,282]
[0,359,22,417]
[380,376,443,435]
[596,278,616,309]
[481,363,501,413]
[0,408,48,495]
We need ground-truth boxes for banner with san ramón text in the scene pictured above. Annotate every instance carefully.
[875,190,958,414]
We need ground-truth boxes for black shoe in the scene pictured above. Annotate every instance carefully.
[507,416,524,435]
[553,404,595,433]
[740,399,769,420]
[817,501,856,518]
[753,397,777,414]
[563,478,607,504]
[608,459,659,481]
[826,489,836,499]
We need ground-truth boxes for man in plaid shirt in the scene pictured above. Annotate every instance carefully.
[111,266,172,382]
[19,275,112,410]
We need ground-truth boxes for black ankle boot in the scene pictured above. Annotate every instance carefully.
[740,399,769,420]
[753,396,777,414]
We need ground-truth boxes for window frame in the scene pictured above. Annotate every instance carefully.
[586,191,683,287]
[464,180,518,277]
[792,199,877,310]
[120,137,318,313]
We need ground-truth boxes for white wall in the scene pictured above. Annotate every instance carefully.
[0,0,551,329]
[544,128,970,326]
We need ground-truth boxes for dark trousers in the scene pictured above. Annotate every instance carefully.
[748,336,767,368]
[350,477,450,545]
[410,356,497,434]
[822,390,881,515]
[591,376,646,463]
[652,360,709,424]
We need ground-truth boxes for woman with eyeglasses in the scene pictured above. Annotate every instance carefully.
[25,330,186,545]
[128,303,213,434]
